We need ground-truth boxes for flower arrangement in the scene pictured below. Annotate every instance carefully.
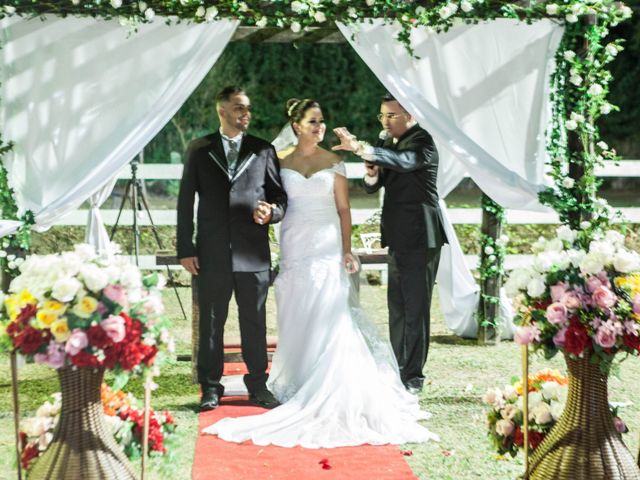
[484,368,627,457]
[19,384,177,470]
[0,245,175,387]
[504,227,640,369]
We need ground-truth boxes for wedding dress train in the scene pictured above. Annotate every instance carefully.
[202,162,438,448]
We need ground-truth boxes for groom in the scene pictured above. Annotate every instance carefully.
[333,93,447,395]
[177,86,287,411]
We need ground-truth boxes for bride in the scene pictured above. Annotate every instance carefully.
[202,98,438,448]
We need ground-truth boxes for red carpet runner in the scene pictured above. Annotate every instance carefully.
[192,363,418,479]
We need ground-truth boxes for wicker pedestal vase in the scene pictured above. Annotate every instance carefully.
[28,366,136,480]
[528,354,640,480]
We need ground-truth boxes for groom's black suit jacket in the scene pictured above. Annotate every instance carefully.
[364,124,447,251]
[176,131,287,272]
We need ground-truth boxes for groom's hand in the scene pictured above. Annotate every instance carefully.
[253,200,273,225]
[180,256,199,275]
[332,127,359,152]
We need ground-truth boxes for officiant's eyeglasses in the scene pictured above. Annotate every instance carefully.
[377,113,405,121]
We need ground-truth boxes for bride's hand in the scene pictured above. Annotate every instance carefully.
[344,252,359,274]
[332,127,359,152]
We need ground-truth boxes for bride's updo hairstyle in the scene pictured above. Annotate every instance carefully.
[286,98,321,135]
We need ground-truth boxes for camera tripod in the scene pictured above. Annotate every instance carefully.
[110,157,187,320]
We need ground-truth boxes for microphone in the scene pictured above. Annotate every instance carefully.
[376,129,391,147]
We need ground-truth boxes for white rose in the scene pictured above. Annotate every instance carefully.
[144,8,155,21]
[568,249,586,267]
[314,11,327,23]
[565,119,578,130]
[605,230,624,247]
[613,250,640,273]
[579,253,605,275]
[541,381,563,401]
[504,278,521,298]
[563,50,576,61]
[545,238,564,253]
[79,265,109,292]
[606,44,619,57]
[366,0,375,6]
[205,6,218,21]
[532,236,547,253]
[570,112,585,123]
[527,391,544,410]
[484,245,495,255]
[52,277,82,303]
[534,253,554,273]
[195,6,205,17]
[488,255,497,263]
[527,276,547,298]
[291,1,308,13]
[483,388,504,407]
[4,5,17,14]
[415,6,426,15]
[546,4,559,15]
[238,2,248,12]
[570,3,583,15]
[110,0,123,8]
[531,402,553,424]
[347,6,357,18]
[600,103,612,115]
[439,5,454,18]
[503,384,518,401]
[495,419,515,437]
[290,21,302,33]
[496,235,509,247]
[556,225,577,243]
[550,399,565,420]
[461,0,473,13]
[138,2,147,13]
[588,84,604,96]
[562,177,575,189]
[590,240,616,262]
[118,264,142,289]
[510,267,533,290]
[580,220,592,230]
[597,141,609,151]
[566,13,579,23]
[256,16,268,27]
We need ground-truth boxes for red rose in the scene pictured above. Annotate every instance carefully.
[623,334,640,351]
[70,350,101,368]
[564,321,591,356]
[16,304,38,325]
[140,344,158,367]
[528,431,545,450]
[120,343,145,371]
[21,443,41,470]
[87,325,112,349]
[6,320,22,337]
[103,343,122,369]
[532,299,552,311]
[14,326,50,354]
[125,319,143,343]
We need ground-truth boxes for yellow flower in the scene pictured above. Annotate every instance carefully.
[72,296,99,318]
[50,318,71,343]
[17,290,36,306]
[42,300,66,316]
[36,310,58,328]
[615,275,640,298]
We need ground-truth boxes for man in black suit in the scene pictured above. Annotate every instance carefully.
[177,86,287,411]
[333,93,447,395]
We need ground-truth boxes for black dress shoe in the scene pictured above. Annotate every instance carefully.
[200,389,220,412]
[249,389,280,409]
[404,378,423,395]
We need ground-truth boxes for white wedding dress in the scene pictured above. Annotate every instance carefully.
[203,162,438,448]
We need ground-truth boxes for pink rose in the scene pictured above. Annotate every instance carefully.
[595,326,617,349]
[613,417,627,434]
[65,329,89,356]
[44,341,66,369]
[103,284,129,308]
[633,294,640,315]
[585,275,604,293]
[546,303,568,326]
[550,282,569,302]
[597,271,611,288]
[560,291,582,310]
[592,286,617,309]
[553,327,567,347]
[100,315,126,343]
[515,325,541,345]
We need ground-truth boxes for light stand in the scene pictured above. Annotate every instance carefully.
[110,156,187,321]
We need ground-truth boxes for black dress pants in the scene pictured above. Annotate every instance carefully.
[196,270,270,396]
[387,247,441,385]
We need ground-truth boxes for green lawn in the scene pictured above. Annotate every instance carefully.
[2,284,640,479]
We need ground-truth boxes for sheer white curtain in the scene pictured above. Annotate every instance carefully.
[0,15,238,242]
[85,175,119,252]
[338,19,563,337]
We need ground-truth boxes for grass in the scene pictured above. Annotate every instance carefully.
[2,284,640,479]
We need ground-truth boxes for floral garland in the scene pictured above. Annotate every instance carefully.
[19,384,177,470]
[477,196,508,330]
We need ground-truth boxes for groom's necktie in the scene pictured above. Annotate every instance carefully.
[227,139,239,175]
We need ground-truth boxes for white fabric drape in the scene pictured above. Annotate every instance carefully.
[85,174,119,253]
[339,19,564,338]
[0,16,238,239]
